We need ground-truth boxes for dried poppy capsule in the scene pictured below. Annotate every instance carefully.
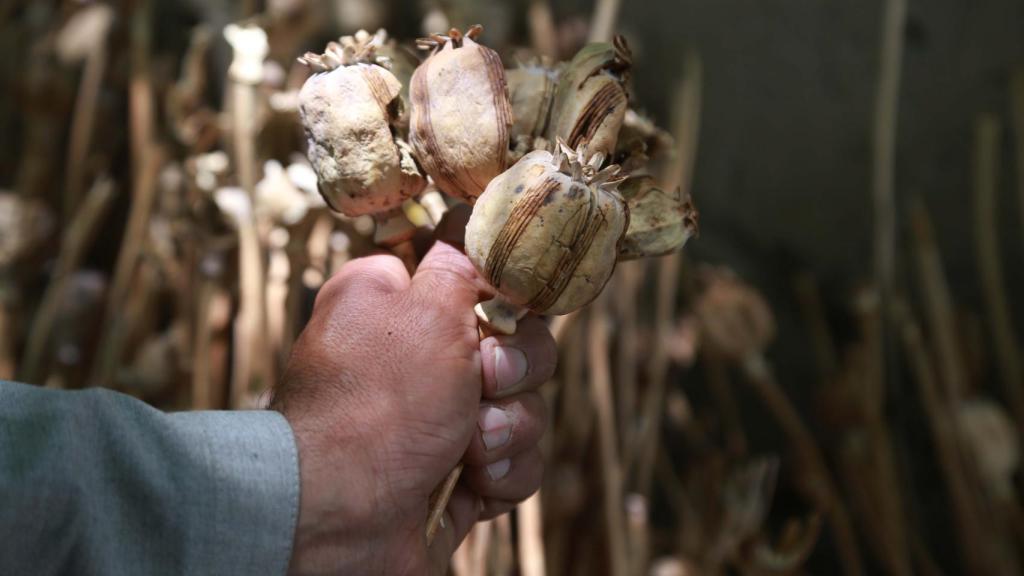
[617,176,698,260]
[298,30,425,241]
[615,108,673,172]
[410,25,513,203]
[547,35,631,158]
[506,59,559,162]
[466,141,629,333]
[375,38,421,131]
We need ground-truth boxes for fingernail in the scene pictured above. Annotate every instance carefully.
[487,458,511,481]
[479,405,512,451]
[493,346,528,391]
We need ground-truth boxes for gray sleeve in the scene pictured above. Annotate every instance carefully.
[0,380,299,576]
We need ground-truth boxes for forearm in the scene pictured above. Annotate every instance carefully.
[0,381,299,576]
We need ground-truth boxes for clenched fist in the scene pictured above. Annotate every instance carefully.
[272,240,557,575]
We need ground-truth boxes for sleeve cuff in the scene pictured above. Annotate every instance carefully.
[164,409,299,576]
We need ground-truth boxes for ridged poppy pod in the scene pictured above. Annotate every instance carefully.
[466,140,629,334]
[410,25,514,203]
[376,38,421,132]
[298,29,426,241]
[506,59,559,162]
[547,35,631,158]
[617,176,699,260]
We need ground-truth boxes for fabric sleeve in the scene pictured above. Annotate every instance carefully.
[0,380,299,576]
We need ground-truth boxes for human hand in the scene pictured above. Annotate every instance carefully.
[272,240,557,575]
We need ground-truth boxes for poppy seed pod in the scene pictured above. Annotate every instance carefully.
[506,59,559,162]
[466,141,629,332]
[617,176,699,260]
[298,30,425,218]
[410,25,514,203]
[547,35,631,158]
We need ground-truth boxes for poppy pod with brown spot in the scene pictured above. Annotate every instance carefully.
[466,141,629,316]
[298,30,426,216]
[409,26,514,203]
[547,36,631,159]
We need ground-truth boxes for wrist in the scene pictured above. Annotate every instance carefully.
[284,412,389,574]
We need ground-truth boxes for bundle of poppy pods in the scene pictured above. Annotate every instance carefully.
[297,26,698,335]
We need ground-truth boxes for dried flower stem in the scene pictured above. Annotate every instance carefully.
[517,491,547,576]
[1012,70,1024,260]
[909,199,967,400]
[895,302,989,575]
[852,291,912,576]
[588,0,622,43]
[631,50,702,494]
[614,260,643,461]
[192,270,231,409]
[741,354,863,576]
[226,24,271,406]
[64,29,109,219]
[972,115,1024,432]
[21,178,116,383]
[528,0,557,59]
[588,295,629,576]
[632,251,680,494]
[91,0,157,387]
[0,300,13,380]
[425,463,463,545]
[793,272,838,384]
[493,513,515,574]
[91,145,164,387]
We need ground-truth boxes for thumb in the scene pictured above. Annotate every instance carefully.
[412,240,490,310]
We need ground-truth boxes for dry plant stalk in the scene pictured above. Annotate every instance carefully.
[527,0,557,59]
[21,178,116,383]
[225,24,272,407]
[895,302,989,576]
[587,294,629,576]
[57,4,113,218]
[848,291,912,576]
[632,50,701,496]
[1012,69,1024,258]
[909,198,968,401]
[741,355,864,576]
[870,0,906,355]
[90,0,158,388]
[516,491,546,576]
[972,115,1024,432]
[588,0,622,43]
[0,294,13,380]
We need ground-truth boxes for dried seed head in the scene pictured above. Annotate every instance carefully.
[299,30,426,217]
[466,139,629,316]
[617,176,698,260]
[0,193,53,268]
[546,36,631,158]
[506,59,559,142]
[410,25,514,203]
[297,29,391,72]
[224,24,269,84]
[957,398,1019,501]
[615,109,674,172]
[375,40,422,131]
[694,269,775,361]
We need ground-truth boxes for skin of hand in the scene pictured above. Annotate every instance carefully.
[271,239,557,575]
